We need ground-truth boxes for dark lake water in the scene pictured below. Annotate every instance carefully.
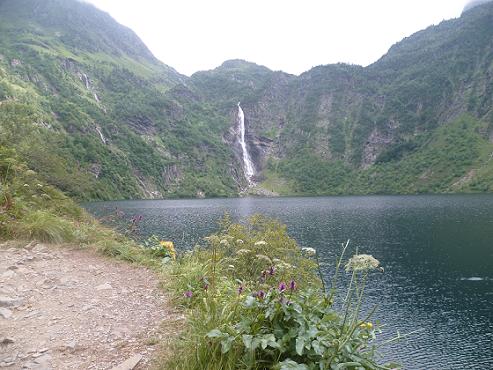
[85,195,493,369]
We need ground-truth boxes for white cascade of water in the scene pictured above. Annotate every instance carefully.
[237,103,255,183]
[95,126,107,144]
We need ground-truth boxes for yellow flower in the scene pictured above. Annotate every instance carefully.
[360,322,373,330]
[160,241,176,260]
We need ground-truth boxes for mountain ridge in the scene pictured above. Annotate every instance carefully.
[1,0,493,200]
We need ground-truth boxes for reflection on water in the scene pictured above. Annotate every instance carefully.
[85,195,493,369]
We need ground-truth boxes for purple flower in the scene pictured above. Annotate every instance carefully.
[278,282,287,293]
[269,266,275,276]
[238,285,244,295]
[183,290,193,298]
[289,280,296,291]
[256,290,266,299]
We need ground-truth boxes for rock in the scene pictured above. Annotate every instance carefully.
[0,308,12,319]
[109,354,143,370]
[0,361,16,367]
[34,354,52,368]
[95,283,112,291]
[31,245,46,253]
[62,340,78,352]
[0,296,22,308]
[6,265,18,271]
[0,338,14,346]
[23,241,37,250]
[1,271,15,279]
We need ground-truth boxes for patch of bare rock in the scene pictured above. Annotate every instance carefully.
[0,242,183,369]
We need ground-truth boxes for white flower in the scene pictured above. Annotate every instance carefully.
[23,184,29,187]
[275,261,293,271]
[254,241,267,246]
[228,264,235,269]
[236,249,252,255]
[220,239,229,246]
[255,254,272,264]
[345,254,380,272]
[302,247,317,256]
[236,239,244,244]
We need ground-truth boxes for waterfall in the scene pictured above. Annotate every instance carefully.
[237,103,255,184]
[95,126,107,144]
[82,73,90,89]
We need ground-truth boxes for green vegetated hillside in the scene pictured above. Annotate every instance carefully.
[1,0,493,203]
[0,0,240,201]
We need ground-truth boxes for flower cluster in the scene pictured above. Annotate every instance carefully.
[345,254,380,272]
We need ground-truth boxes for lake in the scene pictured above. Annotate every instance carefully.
[85,195,493,369]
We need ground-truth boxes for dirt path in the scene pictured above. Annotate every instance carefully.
[0,242,183,369]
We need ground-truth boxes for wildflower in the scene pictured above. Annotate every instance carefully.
[301,247,316,256]
[238,285,244,295]
[278,282,287,292]
[268,266,275,276]
[289,280,296,291]
[220,239,229,246]
[360,322,373,330]
[183,290,193,298]
[227,264,235,270]
[236,239,244,244]
[36,183,43,188]
[236,249,252,255]
[256,290,266,299]
[203,284,209,291]
[345,254,380,272]
[254,241,267,246]
[255,254,272,264]
[160,241,176,260]
[23,184,29,187]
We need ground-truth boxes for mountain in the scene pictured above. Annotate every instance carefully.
[1,0,493,201]
[0,0,240,200]
[192,2,493,195]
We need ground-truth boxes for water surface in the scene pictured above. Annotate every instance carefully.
[85,195,493,369]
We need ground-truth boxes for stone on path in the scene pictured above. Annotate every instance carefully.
[95,282,112,291]
[0,296,22,308]
[0,307,12,319]
[110,354,143,370]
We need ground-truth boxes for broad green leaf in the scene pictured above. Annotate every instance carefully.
[206,329,223,338]
[296,337,305,356]
[242,334,253,349]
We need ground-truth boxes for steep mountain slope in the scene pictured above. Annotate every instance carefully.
[0,0,239,200]
[192,2,493,194]
[1,0,493,202]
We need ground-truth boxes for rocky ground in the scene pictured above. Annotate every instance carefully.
[0,242,183,369]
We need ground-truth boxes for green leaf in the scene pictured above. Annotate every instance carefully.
[312,340,323,356]
[244,295,256,307]
[277,359,309,370]
[242,334,253,349]
[295,337,305,356]
[220,336,234,354]
[206,329,223,338]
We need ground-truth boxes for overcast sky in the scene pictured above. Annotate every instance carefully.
[85,0,470,76]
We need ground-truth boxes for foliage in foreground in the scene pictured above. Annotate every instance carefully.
[163,216,398,370]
